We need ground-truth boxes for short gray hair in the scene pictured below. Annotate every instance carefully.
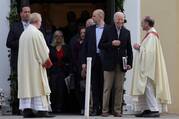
[113,12,125,22]
[144,16,155,27]
[29,12,42,24]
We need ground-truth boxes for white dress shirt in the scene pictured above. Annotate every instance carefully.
[22,21,29,30]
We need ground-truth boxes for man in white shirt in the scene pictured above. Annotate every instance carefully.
[81,9,107,116]
[6,5,31,115]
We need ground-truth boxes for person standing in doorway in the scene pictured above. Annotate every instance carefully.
[70,26,86,115]
[99,12,133,117]
[81,9,107,116]
[48,30,71,113]
[6,5,31,115]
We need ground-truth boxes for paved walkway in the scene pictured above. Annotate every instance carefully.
[0,114,179,119]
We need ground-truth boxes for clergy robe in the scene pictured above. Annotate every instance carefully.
[131,28,171,105]
[18,24,51,109]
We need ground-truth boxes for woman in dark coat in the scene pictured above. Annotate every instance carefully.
[48,30,71,113]
[70,26,86,114]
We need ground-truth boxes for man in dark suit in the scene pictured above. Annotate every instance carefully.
[98,12,133,117]
[81,9,107,116]
[7,5,31,72]
[6,5,31,115]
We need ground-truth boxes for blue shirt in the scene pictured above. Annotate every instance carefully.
[96,26,104,53]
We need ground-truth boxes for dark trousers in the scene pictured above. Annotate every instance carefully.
[80,80,86,110]
[49,73,67,112]
[9,54,20,115]
[10,71,19,115]
[91,54,104,112]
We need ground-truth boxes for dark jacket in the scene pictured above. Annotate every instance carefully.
[6,22,24,71]
[98,24,133,72]
[49,45,72,76]
[81,24,108,65]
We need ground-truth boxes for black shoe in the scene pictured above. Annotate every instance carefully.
[90,110,101,116]
[135,110,151,117]
[52,109,63,114]
[113,112,122,117]
[23,108,36,118]
[35,111,55,118]
[80,109,84,115]
[101,112,110,117]
[143,111,160,117]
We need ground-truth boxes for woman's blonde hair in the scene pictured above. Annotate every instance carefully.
[51,30,65,46]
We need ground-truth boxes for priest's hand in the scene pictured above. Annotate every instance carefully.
[133,43,140,50]
[112,40,121,47]
[42,59,53,69]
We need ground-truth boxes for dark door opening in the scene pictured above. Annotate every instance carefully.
[28,0,115,44]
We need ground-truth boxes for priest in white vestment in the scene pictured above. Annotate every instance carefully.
[18,13,54,118]
[131,16,171,117]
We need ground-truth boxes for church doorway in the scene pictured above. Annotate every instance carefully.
[17,0,116,114]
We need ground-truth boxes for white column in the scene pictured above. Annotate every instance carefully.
[84,57,92,119]
[123,0,141,114]
[0,0,11,97]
